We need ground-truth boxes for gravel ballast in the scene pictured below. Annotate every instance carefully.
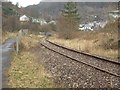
[32,43,120,88]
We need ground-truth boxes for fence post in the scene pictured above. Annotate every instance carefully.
[16,35,19,54]
[16,30,23,54]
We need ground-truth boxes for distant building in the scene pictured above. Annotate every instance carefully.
[19,15,30,22]
[109,10,120,19]
[19,15,30,29]
[48,20,56,25]
[32,18,40,23]
[79,24,93,31]
[32,18,47,25]
[79,21,108,31]
[39,18,47,25]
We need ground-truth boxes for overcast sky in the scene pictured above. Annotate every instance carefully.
[9,0,42,7]
[9,0,119,7]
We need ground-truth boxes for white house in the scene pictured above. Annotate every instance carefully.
[19,15,30,22]
[48,20,56,25]
[32,18,47,25]
[32,18,40,23]
[79,24,93,31]
[109,10,120,19]
[79,21,108,31]
[40,18,47,25]
[99,21,108,28]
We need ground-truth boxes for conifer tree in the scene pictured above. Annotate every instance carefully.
[62,2,80,23]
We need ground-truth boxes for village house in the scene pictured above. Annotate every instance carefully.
[31,17,47,25]
[19,15,30,22]
[19,15,30,33]
[32,18,40,23]
[48,20,56,25]
[79,21,108,31]
[39,18,47,25]
[19,14,48,26]
[109,10,120,19]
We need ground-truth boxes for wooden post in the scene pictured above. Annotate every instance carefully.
[16,36,19,54]
[16,30,23,54]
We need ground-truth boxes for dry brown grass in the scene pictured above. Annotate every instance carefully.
[8,51,54,88]
[7,33,54,88]
[50,38,118,59]
[1,31,17,44]
[50,21,119,59]
[21,34,43,50]
[57,16,79,39]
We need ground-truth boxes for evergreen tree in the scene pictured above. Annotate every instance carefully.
[57,2,80,39]
[62,2,80,22]
[16,2,19,8]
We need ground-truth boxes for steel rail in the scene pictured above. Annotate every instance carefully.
[41,41,120,78]
[46,39,120,65]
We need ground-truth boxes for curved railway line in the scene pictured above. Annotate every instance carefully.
[46,40,120,64]
[40,39,120,79]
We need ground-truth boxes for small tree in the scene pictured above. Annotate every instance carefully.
[57,16,78,39]
[57,2,80,39]
[15,2,19,8]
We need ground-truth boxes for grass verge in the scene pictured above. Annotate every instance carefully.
[8,51,54,88]
[50,38,118,59]
[8,34,54,88]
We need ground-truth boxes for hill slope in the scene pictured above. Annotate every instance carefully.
[24,2,118,22]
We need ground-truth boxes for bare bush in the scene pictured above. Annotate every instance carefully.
[49,23,57,31]
[39,24,51,33]
[57,16,78,39]
[2,16,20,32]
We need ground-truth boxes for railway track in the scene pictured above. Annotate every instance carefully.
[40,39,120,78]
[46,40,120,64]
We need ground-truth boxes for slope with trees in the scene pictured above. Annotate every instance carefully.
[2,2,20,32]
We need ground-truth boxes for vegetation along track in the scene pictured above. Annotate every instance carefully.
[40,39,120,78]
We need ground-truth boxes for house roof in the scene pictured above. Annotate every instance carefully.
[109,10,119,14]
[20,15,29,22]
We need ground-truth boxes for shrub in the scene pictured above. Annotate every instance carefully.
[57,16,78,39]
[2,16,20,32]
